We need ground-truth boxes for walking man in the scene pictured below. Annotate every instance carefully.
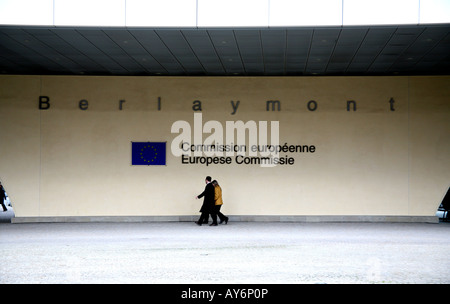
[195,176,215,226]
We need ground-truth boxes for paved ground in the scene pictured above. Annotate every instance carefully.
[0,220,449,284]
[0,206,14,223]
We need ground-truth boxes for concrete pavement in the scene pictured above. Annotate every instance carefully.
[0,206,14,223]
[0,221,449,284]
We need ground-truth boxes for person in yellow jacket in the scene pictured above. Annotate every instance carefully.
[211,180,229,225]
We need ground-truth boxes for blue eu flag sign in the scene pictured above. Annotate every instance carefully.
[132,142,166,166]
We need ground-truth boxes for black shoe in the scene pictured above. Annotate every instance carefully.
[224,217,228,224]
[195,221,202,226]
[209,223,218,226]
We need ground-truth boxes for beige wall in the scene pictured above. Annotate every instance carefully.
[0,75,448,218]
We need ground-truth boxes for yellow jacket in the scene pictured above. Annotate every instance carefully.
[214,185,223,205]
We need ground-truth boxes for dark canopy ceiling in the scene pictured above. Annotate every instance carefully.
[0,24,449,76]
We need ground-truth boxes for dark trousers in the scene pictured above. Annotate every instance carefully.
[211,205,226,224]
[198,212,209,224]
[1,200,7,211]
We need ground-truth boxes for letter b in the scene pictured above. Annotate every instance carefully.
[39,96,50,110]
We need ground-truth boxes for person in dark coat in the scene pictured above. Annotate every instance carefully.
[0,181,7,212]
[195,176,216,226]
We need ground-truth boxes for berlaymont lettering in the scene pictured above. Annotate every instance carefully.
[38,95,397,113]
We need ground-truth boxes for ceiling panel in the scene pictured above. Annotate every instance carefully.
[183,30,225,75]
[208,30,244,74]
[0,25,449,76]
[156,30,204,75]
[103,29,165,74]
[128,29,184,75]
